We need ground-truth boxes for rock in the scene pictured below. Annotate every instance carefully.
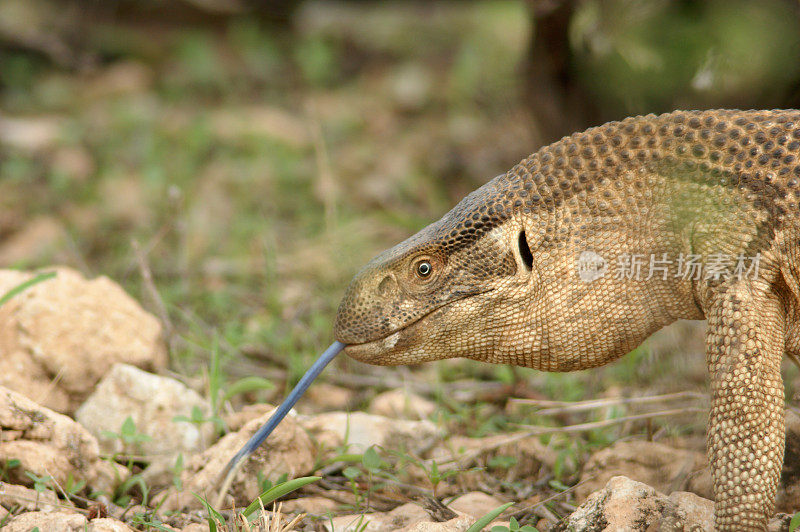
[769,514,795,532]
[3,510,134,531]
[369,389,436,420]
[52,146,95,183]
[553,476,714,532]
[0,385,127,494]
[448,491,504,519]
[777,409,800,513]
[76,364,214,460]
[0,482,59,511]
[281,496,339,516]
[180,525,211,532]
[324,502,474,532]
[0,217,68,266]
[390,63,432,112]
[302,411,441,454]
[576,440,709,502]
[159,407,315,511]
[0,267,167,414]
[98,176,150,227]
[87,518,137,532]
[399,515,474,532]
[3,510,86,532]
[0,114,62,152]
[305,382,356,412]
[209,105,310,148]
[656,491,715,531]
[224,404,275,432]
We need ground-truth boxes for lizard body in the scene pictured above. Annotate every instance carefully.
[333,109,800,530]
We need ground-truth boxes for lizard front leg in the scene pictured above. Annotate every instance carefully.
[706,285,785,530]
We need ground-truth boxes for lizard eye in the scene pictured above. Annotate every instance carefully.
[415,260,433,278]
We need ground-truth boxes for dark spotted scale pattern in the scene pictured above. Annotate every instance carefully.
[334,110,800,531]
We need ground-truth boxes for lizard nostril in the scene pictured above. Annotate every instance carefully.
[377,275,397,297]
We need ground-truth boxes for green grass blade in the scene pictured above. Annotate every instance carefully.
[242,476,321,518]
[465,502,514,532]
[0,272,56,308]
[192,492,225,529]
[789,511,800,532]
[221,376,274,403]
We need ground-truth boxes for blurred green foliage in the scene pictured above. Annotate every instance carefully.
[570,0,800,116]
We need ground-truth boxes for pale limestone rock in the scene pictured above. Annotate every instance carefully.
[369,389,436,420]
[324,503,430,532]
[3,511,133,532]
[180,524,211,532]
[553,476,714,532]
[281,495,339,515]
[0,267,167,414]
[0,385,127,493]
[76,364,214,460]
[223,403,275,432]
[305,382,356,412]
[0,217,67,266]
[777,409,800,514]
[576,440,708,502]
[448,491,504,519]
[88,518,137,532]
[3,510,86,532]
[0,482,58,511]
[656,491,715,531]
[159,407,315,511]
[302,411,440,453]
[398,514,474,532]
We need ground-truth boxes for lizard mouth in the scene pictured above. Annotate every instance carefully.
[343,288,493,364]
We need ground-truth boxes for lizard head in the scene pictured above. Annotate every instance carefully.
[334,175,538,366]
[335,147,691,369]
[334,112,741,369]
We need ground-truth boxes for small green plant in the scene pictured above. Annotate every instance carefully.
[488,455,518,470]
[0,458,20,481]
[789,511,800,532]
[423,460,460,496]
[129,511,173,531]
[194,492,227,532]
[342,464,365,504]
[101,416,152,447]
[192,475,320,531]
[172,404,224,434]
[241,476,321,518]
[491,516,539,532]
[395,454,470,498]
[202,335,274,435]
[64,473,86,497]
[24,471,53,507]
[256,471,288,494]
[465,502,514,532]
[115,474,150,507]
[171,454,185,491]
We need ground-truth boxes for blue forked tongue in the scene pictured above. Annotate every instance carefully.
[216,341,345,506]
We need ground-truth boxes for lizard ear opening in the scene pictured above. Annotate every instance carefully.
[518,231,533,271]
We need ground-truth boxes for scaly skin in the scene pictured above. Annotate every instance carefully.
[333,109,800,530]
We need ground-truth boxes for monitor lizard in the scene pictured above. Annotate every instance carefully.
[333,109,800,531]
